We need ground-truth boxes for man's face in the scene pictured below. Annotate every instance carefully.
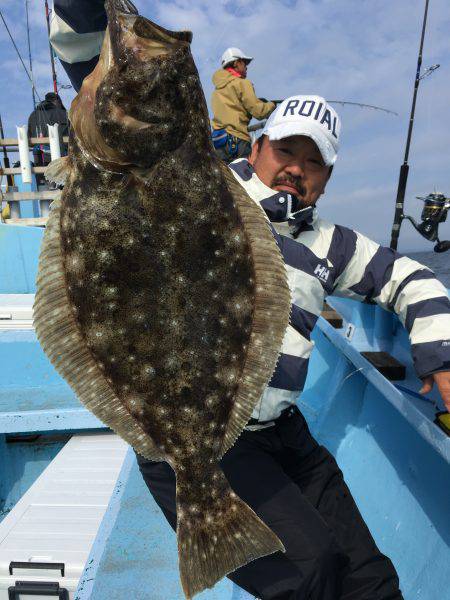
[234,59,248,78]
[248,135,332,207]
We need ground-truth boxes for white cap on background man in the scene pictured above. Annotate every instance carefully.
[221,47,253,68]
[262,95,341,166]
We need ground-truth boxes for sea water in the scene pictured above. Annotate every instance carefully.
[407,251,450,288]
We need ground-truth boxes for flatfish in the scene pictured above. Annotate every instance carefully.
[33,1,291,597]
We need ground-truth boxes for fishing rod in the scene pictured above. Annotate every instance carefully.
[44,0,58,94]
[248,98,399,134]
[326,100,398,116]
[0,113,14,188]
[25,0,36,110]
[388,0,449,252]
[0,8,42,103]
[271,99,398,116]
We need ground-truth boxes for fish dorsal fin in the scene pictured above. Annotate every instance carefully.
[219,164,291,457]
[33,197,162,462]
[45,157,70,187]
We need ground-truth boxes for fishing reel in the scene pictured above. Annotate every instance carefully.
[402,192,450,253]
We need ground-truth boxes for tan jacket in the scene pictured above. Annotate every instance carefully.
[211,69,275,142]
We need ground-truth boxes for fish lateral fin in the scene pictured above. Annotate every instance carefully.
[33,197,163,462]
[44,157,70,186]
[219,165,291,457]
[176,466,284,598]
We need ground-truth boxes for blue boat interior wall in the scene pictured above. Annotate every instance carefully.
[0,222,42,293]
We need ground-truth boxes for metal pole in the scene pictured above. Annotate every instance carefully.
[0,113,14,187]
[44,0,58,93]
[48,123,61,160]
[389,0,430,250]
[25,0,36,109]
[41,123,61,216]
[17,126,32,184]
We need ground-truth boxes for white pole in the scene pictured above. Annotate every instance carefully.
[16,125,32,184]
[48,123,61,160]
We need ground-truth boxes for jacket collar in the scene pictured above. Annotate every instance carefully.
[228,159,317,232]
[225,67,243,78]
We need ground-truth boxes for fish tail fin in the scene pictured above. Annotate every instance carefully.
[176,465,284,599]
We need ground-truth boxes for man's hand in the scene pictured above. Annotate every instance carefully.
[420,370,450,412]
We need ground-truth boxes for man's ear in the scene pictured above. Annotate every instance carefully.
[248,136,262,165]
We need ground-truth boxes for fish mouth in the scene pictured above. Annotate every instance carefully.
[106,0,192,64]
[69,2,194,172]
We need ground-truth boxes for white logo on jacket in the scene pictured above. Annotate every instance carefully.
[314,264,330,283]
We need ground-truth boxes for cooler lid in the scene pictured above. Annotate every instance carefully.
[0,433,128,594]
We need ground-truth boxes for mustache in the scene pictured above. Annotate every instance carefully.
[272,175,306,197]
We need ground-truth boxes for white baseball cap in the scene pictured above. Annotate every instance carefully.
[221,47,253,68]
[261,95,341,166]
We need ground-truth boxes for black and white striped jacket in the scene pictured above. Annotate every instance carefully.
[50,0,106,91]
[230,159,450,423]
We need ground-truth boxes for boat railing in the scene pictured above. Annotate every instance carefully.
[0,124,69,227]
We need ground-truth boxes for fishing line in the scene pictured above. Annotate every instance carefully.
[207,0,252,65]
[0,8,42,102]
[331,366,366,399]
[25,0,36,109]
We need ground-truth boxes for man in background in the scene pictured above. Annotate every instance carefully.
[27,92,69,183]
[211,47,275,162]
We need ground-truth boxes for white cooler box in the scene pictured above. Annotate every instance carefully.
[0,295,35,330]
[0,433,128,599]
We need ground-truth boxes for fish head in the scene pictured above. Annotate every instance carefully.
[70,0,199,171]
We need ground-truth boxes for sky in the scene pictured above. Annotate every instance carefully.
[0,0,449,252]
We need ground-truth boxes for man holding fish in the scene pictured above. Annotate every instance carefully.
[45,2,450,598]
[139,95,450,599]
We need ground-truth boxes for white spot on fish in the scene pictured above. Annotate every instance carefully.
[142,365,155,377]
[105,286,118,297]
[98,250,111,262]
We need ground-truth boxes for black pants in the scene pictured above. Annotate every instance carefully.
[136,407,403,599]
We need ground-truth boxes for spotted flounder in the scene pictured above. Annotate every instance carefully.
[34,1,291,597]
